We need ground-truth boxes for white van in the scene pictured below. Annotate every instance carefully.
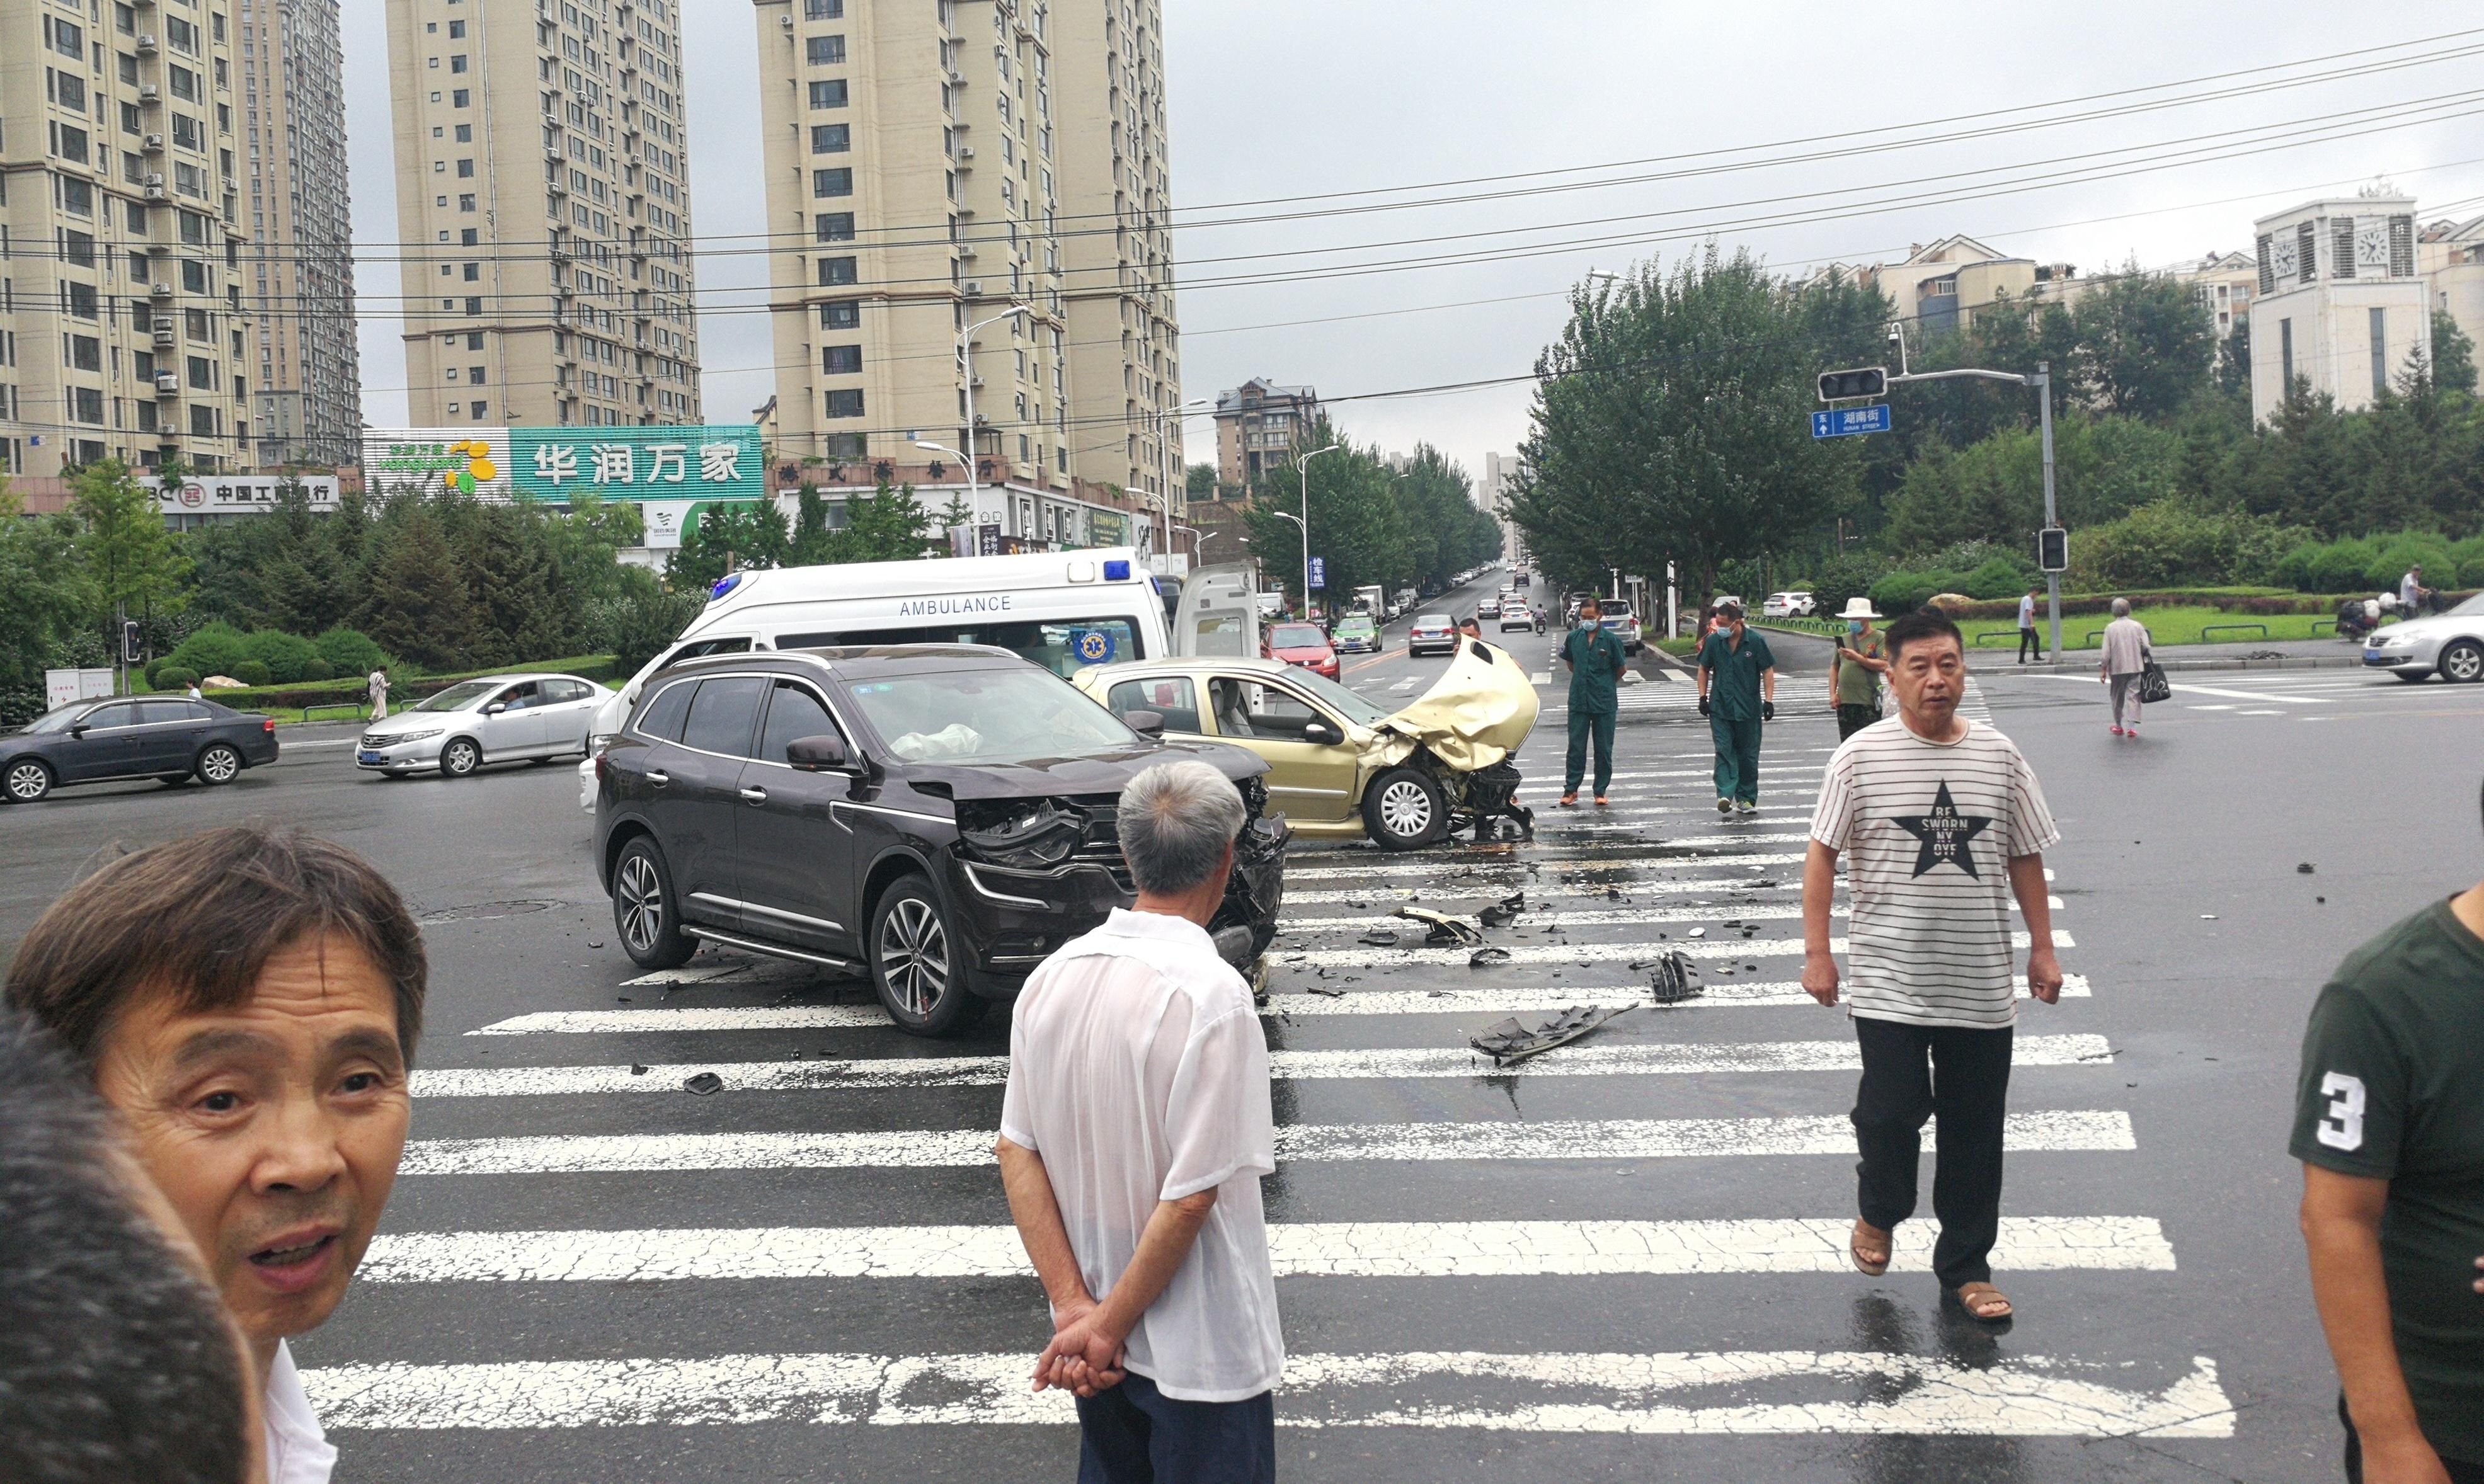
[578,550,1259,806]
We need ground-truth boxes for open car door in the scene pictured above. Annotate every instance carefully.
[1170,562,1261,658]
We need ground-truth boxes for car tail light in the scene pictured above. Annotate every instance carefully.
[262,719,276,734]
[595,755,609,784]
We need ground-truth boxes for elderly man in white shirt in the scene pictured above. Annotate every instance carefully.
[999,758,1282,1484]
[2098,598,2154,738]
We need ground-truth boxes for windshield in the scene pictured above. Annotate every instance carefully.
[773,617,1145,678]
[1335,617,1375,633]
[2448,592,2484,618]
[413,680,501,713]
[847,668,1139,764]
[1284,670,1394,728]
[1414,614,1451,629]
[20,702,100,734]
[1268,624,1327,649]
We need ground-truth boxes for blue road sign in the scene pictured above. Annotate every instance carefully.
[1307,556,1327,590]
[1811,404,1892,439]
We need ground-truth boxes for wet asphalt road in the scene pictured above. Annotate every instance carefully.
[4,573,2481,1482]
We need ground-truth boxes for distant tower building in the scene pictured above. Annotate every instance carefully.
[385,0,704,429]
[2250,193,2429,423]
[241,0,361,466]
[0,0,255,474]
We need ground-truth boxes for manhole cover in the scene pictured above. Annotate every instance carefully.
[417,899,564,925]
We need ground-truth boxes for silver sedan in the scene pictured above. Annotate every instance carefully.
[357,673,614,778]
[2361,593,2484,682]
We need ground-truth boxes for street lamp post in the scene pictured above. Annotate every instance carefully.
[1148,397,1212,561]
[1295,443,1341,617]
[913,439,973,551]
[955,305,1029,530]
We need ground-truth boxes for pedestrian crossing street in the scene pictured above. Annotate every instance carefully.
[299,719,2233,1457]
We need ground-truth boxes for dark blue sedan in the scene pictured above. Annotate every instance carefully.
[2,695,280,803]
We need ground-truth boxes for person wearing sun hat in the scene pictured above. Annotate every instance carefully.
[1831,597,1889,742]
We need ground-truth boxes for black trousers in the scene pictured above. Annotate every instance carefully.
[2017,627,2042,662]
[1836,702,1880,741]
[1077,1373,1275,1484]
[2340,1394,2484,1483]
[1852,1017,2014,1289]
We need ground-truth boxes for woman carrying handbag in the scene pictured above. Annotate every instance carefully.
[2098,598,2156,738]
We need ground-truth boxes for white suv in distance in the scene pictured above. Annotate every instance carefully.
[1763,591,1816,619]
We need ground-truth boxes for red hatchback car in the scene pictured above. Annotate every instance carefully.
[1263,620,1341,680]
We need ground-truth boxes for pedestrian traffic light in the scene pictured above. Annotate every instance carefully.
[2037,527,2069,574]
[1817,367,1888,402]
[120,620,142,665]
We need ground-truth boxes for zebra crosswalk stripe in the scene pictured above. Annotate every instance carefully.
[299,1349,2232,1436]
[1282,928,2071,969]
[398,1110,2134,1175]
[357,1214,2173,1284]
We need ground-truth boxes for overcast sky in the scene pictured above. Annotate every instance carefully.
[346,1,2484,489]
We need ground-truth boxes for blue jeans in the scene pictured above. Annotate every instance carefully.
[1076,1372,1276,1484]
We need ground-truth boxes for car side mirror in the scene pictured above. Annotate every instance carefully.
[1302,721,1342,746]
[786,734,849,772]
[1123,709,1165,738]
[484,702,507,716]
[68,724,88,739]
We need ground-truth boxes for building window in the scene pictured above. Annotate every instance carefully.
[805,35,845,66]
[813,212,855,242]
[2279,317,2294,389]
[804,0,843,17]
[472,401,489,420]
[191,404,218,438]
[459,194,477,212]
[2371,307,2388,399]
[808,79,848,109]
[820,299,861,329]
[466,296,483,315]
[811,168,853,198]
[825,389,866,418]
[450,54,468,73]
[66,283,98,320]
[72,387,106,425]
[452,89,471,107]
[817,256,857,286]
[810,123,850,154]
[457,158,475,178]
[823,345,861,374]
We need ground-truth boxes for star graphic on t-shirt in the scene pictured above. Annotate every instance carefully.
[1893,781,1994,878]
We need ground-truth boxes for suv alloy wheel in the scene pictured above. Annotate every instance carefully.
[4,760,53,803]
[612,836,694,969]
[196,743,243,785]
[870,875,983,1036]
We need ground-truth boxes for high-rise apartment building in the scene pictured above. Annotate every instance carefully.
[1051,0,1180,505]
[751,0,1181,549]
[1212,376,1320,489]
[1,0,258,476]
[385,0,702,431]
[2249,193,2429,425]
[237,0,358,466]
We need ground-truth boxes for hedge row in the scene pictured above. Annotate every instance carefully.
[1925,589,2477,622]
[195,654,619,714]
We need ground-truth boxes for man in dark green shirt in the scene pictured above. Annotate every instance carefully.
[1696,601,1777,814]
[1559,596,1627,807]
[2294,840,2484,1481]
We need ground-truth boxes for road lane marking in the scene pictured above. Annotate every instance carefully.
[399,1109,2132,1175]
[1282,844,1816,880]
[1282,903,1838,931]
[464,974,2095,1036]
[406,1034,2114,1098]
[1284,928,2071,969]
[358,1213,2170,1284]
[2027,673,2334,704]
[1285,876,1817,902]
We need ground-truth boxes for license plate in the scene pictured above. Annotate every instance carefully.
[358,751,385,765]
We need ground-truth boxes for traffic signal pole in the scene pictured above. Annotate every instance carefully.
[1882,360,2063,666]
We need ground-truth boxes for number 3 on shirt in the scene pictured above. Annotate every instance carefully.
[2316,1071,2366,1151]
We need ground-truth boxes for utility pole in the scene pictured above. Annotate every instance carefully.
[1880,354,2063,664]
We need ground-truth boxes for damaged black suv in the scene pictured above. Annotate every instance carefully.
[592,646,1286,1036]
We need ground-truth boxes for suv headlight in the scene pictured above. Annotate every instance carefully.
[382,728,444,745]
[956,798,1085,869]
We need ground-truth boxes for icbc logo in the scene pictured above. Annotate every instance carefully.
[178,483,205,508]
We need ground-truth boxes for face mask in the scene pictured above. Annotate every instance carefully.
[1848,620,1864,635]
[1577,615,1598,629]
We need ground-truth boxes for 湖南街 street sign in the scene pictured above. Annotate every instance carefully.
[1811,405,1892,440]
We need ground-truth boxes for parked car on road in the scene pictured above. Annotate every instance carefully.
[359,673,613,779]
[593,646,1285,1034]
[1331,614,1382,654]
[2,695,277,803]
[1073,642,1538,850]
[1763,591,1816,618]
[2361,591,2484,682]
[1407,613,1459,657]
[1263,620,1341,680]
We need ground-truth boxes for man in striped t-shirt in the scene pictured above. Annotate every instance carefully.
[1802,607,2064,1325]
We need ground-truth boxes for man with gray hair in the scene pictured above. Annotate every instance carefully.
[2098,598,2153,738]
[997,757,1281,1482]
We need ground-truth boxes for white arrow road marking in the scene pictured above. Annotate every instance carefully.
[405,1035,2114,1098]
[301,1348,2231,1437]
[1283,928,2071,969]
[357,1214,2172,1284]
[466,974,2094,1036]
[398,1109,2133,1175]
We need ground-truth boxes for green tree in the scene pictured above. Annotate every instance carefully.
[70,459,192,673]
[361,505,480,670]
[830,479,936,562]
[1186,462,1220,501]
[2068,267,2218,421]
[2430,309,2478,396]
[1242,422,1407,610]
[0,482,90,720]
[1510,251,1858,600]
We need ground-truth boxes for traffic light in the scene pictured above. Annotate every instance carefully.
[121,620,143,665]
[1817,367,1887,402]
[2037,527,2069,574]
